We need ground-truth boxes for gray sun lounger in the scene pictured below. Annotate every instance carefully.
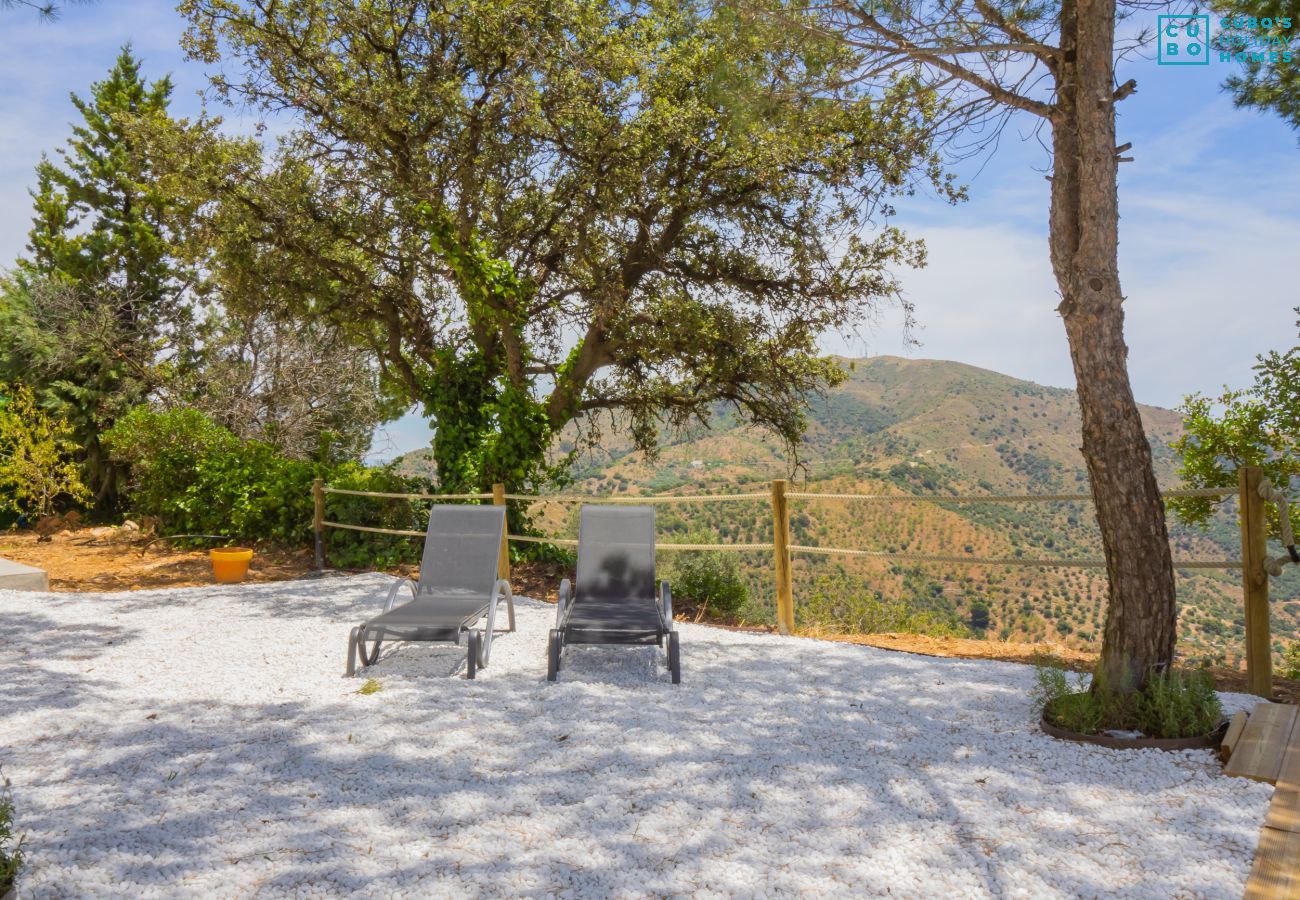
[547,505,679,683]
[346,504,515,679]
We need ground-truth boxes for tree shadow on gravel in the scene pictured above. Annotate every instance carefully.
[2,597,1264,898]
[0,609,139,716]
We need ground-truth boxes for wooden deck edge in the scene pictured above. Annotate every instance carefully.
[1264,729,1300,835]
[1226,703,1299,784]
[1243,826,1300,899]
[1243,703,1300,899]
[1224,711,1250,763]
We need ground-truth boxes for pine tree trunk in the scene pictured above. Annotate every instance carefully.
[1050,0,1178,689]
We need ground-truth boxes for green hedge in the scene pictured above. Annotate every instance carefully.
[104,406,438,567]
[323,466,436,569]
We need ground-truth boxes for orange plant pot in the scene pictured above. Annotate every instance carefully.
[210,547,254,583]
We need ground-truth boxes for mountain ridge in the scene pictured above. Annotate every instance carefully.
[561,355,1185,493]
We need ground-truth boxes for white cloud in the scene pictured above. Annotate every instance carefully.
[844,79,1300,411]
[841,195,1295,411]
[822,223,1072,385]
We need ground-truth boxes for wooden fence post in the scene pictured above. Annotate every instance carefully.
[492,482,511,582]
[771,479,794,635]
[312,478,326,572]
[1239,466,1272,697]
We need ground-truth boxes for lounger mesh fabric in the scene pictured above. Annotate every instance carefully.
[360,595,488,643]
[415,507,504,597]
[347,504,513,676]
[364,505,503,641]
[566,506,661,643]
[575,506,656,600]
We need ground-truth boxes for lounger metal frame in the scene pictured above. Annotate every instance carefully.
[346,505,515,679]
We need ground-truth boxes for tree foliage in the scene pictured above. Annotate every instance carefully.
[1,47,397,508]
[160,309,400,462]
[0,47,202,508]
[1211,0,1300,131]
[0,382,90,520]
[1171,308,1300,538]
[174,0,954,493]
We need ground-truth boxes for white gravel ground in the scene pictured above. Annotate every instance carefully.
[0,575,1275,898]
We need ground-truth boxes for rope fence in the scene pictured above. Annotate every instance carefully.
[501,492,770,504]
[784,486,1237,503]
[312,472,1277,695]
[321,488,492,501]
[322,485,1237,505]
[318,482,1243,562]
[787,544,1243,569]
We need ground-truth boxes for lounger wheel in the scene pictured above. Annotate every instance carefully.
[547,629,561,682]
[667,631,681,684]
[466,631,480,679]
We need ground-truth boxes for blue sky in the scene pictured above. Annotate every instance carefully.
[2,1,1296,461]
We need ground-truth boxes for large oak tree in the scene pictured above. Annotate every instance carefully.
[176,0,955,493]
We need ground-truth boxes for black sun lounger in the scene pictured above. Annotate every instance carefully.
[547,505,679,683]
[346,504,514,679]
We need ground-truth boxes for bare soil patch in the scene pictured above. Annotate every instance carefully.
[0,527,314,592]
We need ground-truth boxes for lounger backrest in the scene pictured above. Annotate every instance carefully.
[576,505,656,601]
[416,504,505,597]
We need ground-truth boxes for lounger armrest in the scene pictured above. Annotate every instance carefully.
[478,579,516,668]
[557,578,572,630]
[659,580,673,630]
[382,578,418,613]
[493,578,516,633]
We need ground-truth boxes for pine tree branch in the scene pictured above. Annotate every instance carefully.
[833,5,1056,118]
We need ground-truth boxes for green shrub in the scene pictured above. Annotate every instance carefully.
[669,549,748,618]
[105,406,436,567]
[1281,642,1300,680]
[0,768,23,895]
[105,406,315,542]
[1034,664,1224,739]
[323,463,435,569]
[0,381,90,520]
[797,572,967,637]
